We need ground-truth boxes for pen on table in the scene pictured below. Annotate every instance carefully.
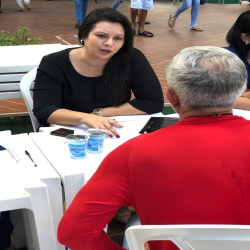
[144,121,154,134]
[25,150,37,167]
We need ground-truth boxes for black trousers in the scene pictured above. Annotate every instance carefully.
[0,212,14,250]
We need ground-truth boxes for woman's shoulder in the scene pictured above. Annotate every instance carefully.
[223,45,240,56]
[131,47,148,63]
[132,47,144,57]
[39,47,80,72]
[42,47,80,64]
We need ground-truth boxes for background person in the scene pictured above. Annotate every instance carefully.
[111,0,123,11]
[16,0,31,11]
[33,7,163,137]
[57,46,250,250]
[74,0,89,29]
[130,0,153,37]
[110,2,150,25]
[168,0,203,31]
[224,10,250,110]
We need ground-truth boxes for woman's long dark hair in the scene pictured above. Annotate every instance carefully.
[78,7,133,106]
[226,10,250,60]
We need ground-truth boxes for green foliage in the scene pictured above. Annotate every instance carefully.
[0,27,41,46]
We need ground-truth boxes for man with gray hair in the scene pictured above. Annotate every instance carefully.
[58,46,250,250]
[166,46,246,118]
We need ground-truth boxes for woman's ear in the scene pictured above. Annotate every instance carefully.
[241,33,250,45]
[80,38,84,45]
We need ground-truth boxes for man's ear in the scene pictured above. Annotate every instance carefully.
[166,88,180,109]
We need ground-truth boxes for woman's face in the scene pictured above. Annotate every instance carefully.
[83,21,125,61]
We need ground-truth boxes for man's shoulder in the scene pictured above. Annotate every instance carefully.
[229,115,250,124]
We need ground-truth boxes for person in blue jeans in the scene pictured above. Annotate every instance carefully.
[74,0,89,29]
[111,0,123,10]
[123,214,140,249]
[168,0,203,31]
[123,214,150,250]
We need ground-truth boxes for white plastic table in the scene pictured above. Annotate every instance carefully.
[0,44,79,73]
[232,108,250,119]
[0,133,64,250]
[30,113,164,209]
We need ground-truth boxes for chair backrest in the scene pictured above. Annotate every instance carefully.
[0,72,26,100]
[125,225,250,250]
[20,68,38,132]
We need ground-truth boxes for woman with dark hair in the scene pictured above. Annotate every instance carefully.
[225,10,250,110]
[225,10,250,88]
[33,7,163,137]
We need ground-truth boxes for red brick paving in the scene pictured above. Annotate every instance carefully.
[0,0,250,114]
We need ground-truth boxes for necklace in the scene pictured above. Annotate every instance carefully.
[204,113,232,116]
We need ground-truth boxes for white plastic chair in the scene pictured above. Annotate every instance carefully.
[20,67,39,132]
[125,225,250,250]
[0,179,57,250]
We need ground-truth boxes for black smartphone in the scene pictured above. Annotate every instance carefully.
[50,128,74,137]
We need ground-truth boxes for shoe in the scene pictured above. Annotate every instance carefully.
[168,15,175,28]
[138,30,154,37]
[0,10,2,13]
[113,211,131,224]
[75,23,81,29]
[18,8,24,11]
[190,27,204,32]
[24,3,31,11]
[137,20,150,24]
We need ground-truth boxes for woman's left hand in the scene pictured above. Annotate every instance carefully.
[81,114,123,138]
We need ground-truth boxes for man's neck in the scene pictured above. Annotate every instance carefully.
[178,108,233,121]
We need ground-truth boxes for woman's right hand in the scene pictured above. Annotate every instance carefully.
[81,114,123,138]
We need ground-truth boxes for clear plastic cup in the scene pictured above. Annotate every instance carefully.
[85,129,106,154]
[66,134,90,159]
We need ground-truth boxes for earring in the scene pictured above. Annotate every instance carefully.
[80,39,84,45]
[245,41,249,45]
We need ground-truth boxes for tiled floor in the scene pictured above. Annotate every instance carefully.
[0,99,28,114]
[1,0,250,114]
